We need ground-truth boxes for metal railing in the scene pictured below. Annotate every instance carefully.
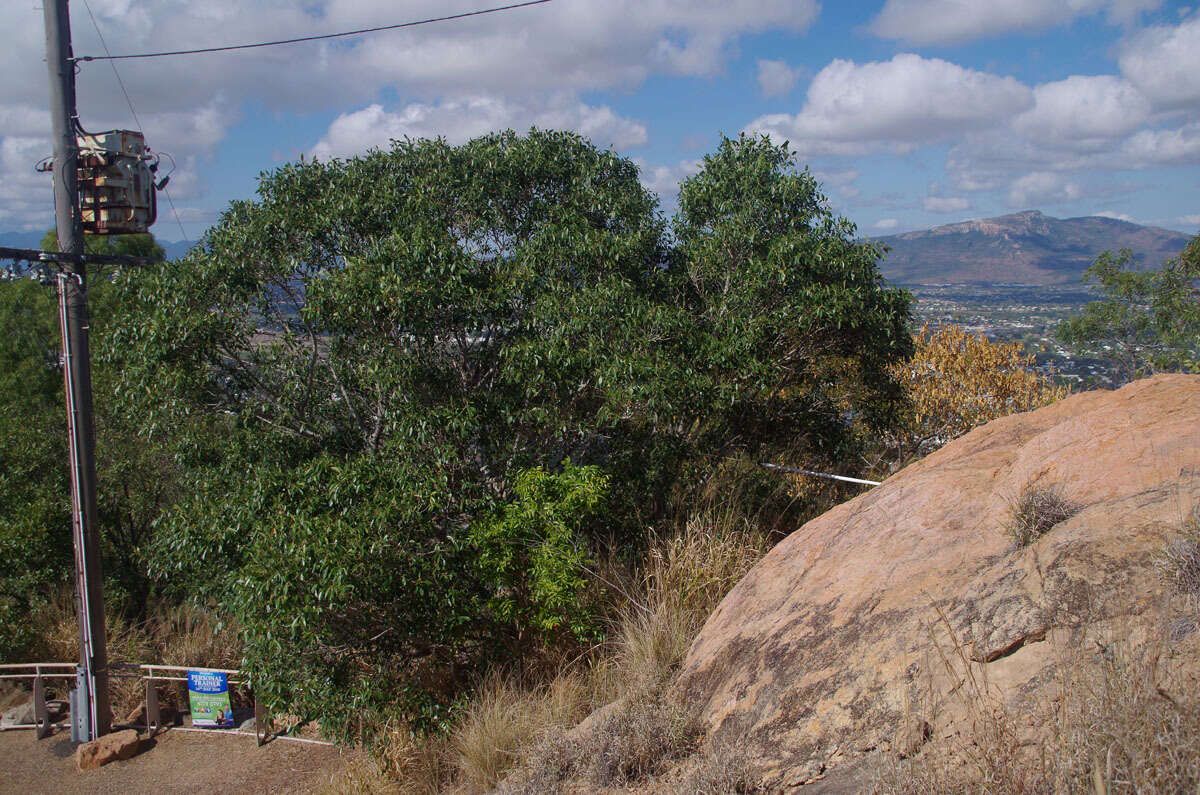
[0,663,75,738]
[1,661,270,745]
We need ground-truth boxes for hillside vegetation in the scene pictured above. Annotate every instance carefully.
[1,128,1194,791]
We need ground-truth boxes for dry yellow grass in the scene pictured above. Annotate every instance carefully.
[446,510,767,792]
[617,510,767,694]
[873,608,1200,793]
[24,591,242,717]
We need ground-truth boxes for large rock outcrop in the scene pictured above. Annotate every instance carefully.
[678,375,1200,787]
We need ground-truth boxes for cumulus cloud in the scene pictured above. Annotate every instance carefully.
[1013,75,1151,146]
[756,59,806,98]
[867,0,1161,45]
[875,217,900,230]
[310,98,647,160]
[924,196,971,213]
[634,158,703,207]
[1121,122,1200,166]
[1178,213,1200,226]
[1119,13,1200,107]
[811,167,862,199]
[1094,210,1134,221]
[746,54,1032,156]
[1008,171,1084,207]
[0,0,820,231]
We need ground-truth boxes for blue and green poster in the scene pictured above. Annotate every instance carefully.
[187,670,234,728]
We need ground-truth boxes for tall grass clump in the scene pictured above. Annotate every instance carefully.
[1006,483,1079,547]
[874,618,1200,793]
[448,509,767,792]
[617,510,767,694]
[1159,507,1200,609]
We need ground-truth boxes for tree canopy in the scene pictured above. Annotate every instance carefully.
[4,130,913,734]
[1057,236,1200,382]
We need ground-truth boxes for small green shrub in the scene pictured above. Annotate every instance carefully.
[470,462,609,648]
[1007,484,1079,547]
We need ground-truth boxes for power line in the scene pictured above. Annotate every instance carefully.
[79,0,142,132]
[76,0,554,62]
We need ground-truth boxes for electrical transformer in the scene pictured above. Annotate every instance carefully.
[76,129,158,235]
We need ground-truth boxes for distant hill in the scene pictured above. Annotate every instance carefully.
[875,210,1191,285]
[0,231,48,251]
[0,230,193,261]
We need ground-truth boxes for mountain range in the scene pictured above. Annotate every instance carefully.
[4,210,1193,286]
[0,231,191,262]
[875,210,1191,285]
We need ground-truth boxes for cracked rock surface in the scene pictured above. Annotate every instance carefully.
[677,375,1200,788]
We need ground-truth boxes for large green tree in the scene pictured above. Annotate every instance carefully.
[1058,235,1200,382]
[668,134,913,496]
[97,129,912,736]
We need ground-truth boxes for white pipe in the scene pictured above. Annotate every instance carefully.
[759,462,882,487]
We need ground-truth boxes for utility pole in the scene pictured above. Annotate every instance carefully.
[44,0,110,740]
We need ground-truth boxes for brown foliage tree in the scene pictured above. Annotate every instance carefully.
[884,324,1067,467]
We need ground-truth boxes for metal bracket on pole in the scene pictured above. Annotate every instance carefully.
[70,667,91,744]
[32,675,51,740]
[145,679,161,735]
[254,699,269,746]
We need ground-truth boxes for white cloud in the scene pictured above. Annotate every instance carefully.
[1179,213,1200,225]
[635,158,703,206]
[756,59,806,98]
[1013,76,1151,146]
[867,0,1161,45]
[310,97,647,160]
[924,196,971,213]
[875,217,899,230]
[0,0,820,230]
[1121,122,1200,166]
[1008,171,1084,207]
[1119,13,1200,107]
[1095,210,1134,221]
[746,54,1032,156]
[811,167,862,199]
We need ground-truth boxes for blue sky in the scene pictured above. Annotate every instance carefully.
[1,0,1198,243]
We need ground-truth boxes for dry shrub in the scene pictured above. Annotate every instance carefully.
[506,696,701,793]
[585,696,702,786]
[1159,507,1200,611]
[24,593,242,717]
[886,323,1068,464]
[1050,645,1200,793]
[453,673,545,792]
[148,601,241,669]
[617,510,767,693]
[874,621,1200,793]
[1007,483,1079,547]
[320,757,397,794]
[465,511,764,793]
[681,741,765,794]
[28,589,153,713]
[452,668,602,792]
[320,726,452,794]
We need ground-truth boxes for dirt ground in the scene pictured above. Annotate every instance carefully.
[0,726,354,794]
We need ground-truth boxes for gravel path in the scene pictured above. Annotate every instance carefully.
[0,726,352,793]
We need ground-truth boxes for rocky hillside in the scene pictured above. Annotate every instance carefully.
[876,210,1191,285]
[677,375,1200,788]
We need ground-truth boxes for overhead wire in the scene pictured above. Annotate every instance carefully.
[76,0,554,62]
[71,0,556,248]
[79,0,190,245]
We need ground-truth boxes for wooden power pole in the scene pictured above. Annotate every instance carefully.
[43,0,111,740]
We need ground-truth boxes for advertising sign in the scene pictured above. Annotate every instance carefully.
[187,670,234,728]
